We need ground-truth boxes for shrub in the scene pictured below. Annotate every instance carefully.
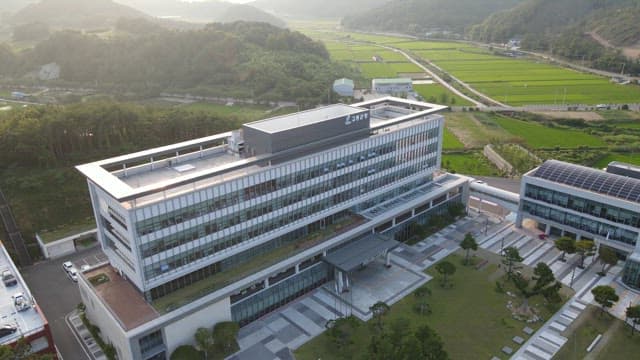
[170,345,204,360]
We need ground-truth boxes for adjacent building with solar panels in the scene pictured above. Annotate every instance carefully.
[516,160,640,290]
[75,97,471,359]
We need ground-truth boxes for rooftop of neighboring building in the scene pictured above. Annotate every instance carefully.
[77,97,446,204]
[0,243,48,345]
[333,78,354,87]
[526,159,640,205]
[82,265,159,331]
[372,78,413,85]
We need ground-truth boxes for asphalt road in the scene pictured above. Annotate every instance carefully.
[476,176,522,194]
[21,246,106,360]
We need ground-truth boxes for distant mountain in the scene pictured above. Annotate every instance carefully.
[469,0,640,45]
[3,0,38,14]
[342,0,523,35]
[10,0,149,29]
[250,0,391,19]
[115,0,285,27]
[218,4,286,27]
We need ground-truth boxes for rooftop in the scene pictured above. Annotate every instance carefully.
[243,104,366,134]
[333,78,354,86]
[83,265,159,331]
[0,243,47,345]
[529,160,640,204]
[372,78,412,84]
[76,97,447,204]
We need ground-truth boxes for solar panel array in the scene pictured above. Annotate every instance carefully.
[532,160,640,203]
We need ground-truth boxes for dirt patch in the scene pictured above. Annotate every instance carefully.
[533,111,604,121]
[588,31,640,60]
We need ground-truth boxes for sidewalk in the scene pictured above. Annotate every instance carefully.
[66,310,106,360]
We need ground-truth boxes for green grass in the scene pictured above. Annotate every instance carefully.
[296,253,563,360]
[359,62,397,78]
[442,128,465,149]
[442,152,501,176]
[492,116,606,148]
[554,306,640,360]
[179,103,277,122]
[444,112,518,147]
[593,153,640,168]
[38,220,96,243]
[415,84,473,106]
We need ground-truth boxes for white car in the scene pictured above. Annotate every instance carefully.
[67,267,78,282]
[62,261,74,273]
[12,293,30,312]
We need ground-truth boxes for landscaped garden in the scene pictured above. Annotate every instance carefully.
[295,251,570,360]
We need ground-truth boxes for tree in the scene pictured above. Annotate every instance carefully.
[414,325,449,360]
[370,301,390,333]
[460,233,478,265]
[435,261,456,287]
[598,246,618,274]
[512,262,560,314]
[212,321,240,354]
[194,327,214,359]
[554,237,576,262]
[368,334,394,360]
[0,338,55,359]
[591,285,619,316]
[413,286,432,315]
[501,246,523,279]
[626,305,640,336]
[388,317,411,352]
[576,240,596,268]
[325,317,358,351]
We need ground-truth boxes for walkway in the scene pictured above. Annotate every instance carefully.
[512,265,621,360]
[66,310,106,360]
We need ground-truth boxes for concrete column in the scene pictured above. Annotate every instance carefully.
[336,270,344,293]
[635,233,640,253]
[576,234,582,241]
[515,213,523,229]
[344,274,350,291]
[561,229,565,237]
[385,251,391,267]
[545,224,551,235]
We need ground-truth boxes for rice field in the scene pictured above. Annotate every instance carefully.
[415,84,473,106]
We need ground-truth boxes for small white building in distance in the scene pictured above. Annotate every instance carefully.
[333,78,354,97]
[372,78,413,95]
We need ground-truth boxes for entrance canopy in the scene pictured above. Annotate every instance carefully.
[323,233,400,273]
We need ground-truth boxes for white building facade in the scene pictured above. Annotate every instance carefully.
[77,97,470,359]
[516,160,640,290]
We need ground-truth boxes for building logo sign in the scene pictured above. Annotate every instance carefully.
[345,112,369,126]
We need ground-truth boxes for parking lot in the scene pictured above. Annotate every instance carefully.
[20,246,106,360]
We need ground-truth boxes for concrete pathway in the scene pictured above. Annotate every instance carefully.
[66,310,105,360]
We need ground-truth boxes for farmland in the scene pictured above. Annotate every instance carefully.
[415,84,473,107]
[296,21,640,106]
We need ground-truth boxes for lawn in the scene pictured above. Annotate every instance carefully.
[442,152,501,176]
[296,253,564,360]
[492,116,606,148]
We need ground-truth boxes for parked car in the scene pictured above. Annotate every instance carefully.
[1,270,17,287]
[0,324,17,338]
[67,267,78,282]
[12,293,30,312]
[62,261,74,273]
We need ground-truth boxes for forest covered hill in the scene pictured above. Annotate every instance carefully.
[342,0,523,35]
[469,0,640,45]
[0,21,353,103]
[9,0,149,29]
[251,0,391,19]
